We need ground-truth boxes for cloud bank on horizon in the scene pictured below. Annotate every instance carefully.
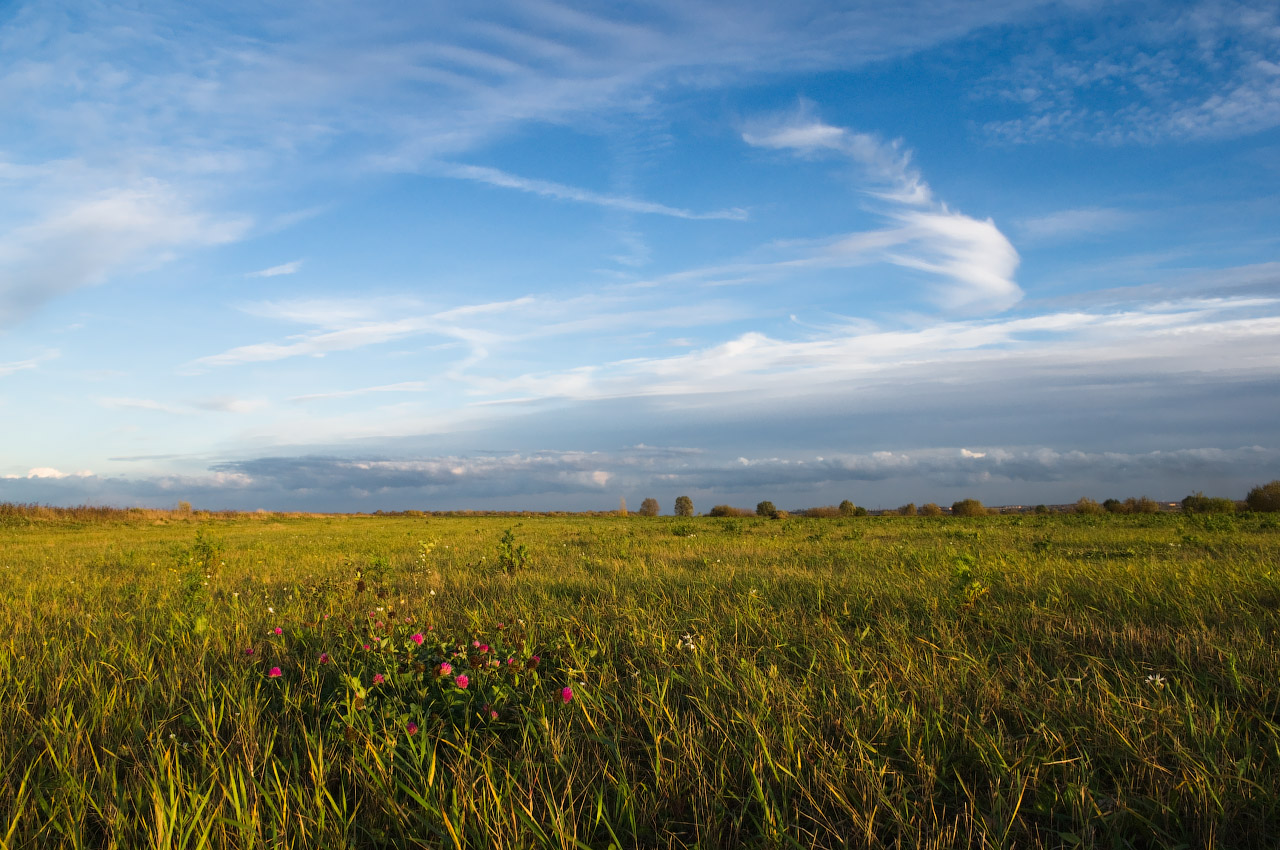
[1,0,1278,510]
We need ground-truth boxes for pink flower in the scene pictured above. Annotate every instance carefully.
[437,662,452,676]
[483,703,499,720]
[268,667,282,678]
[497,623,505,629]
[427,625,435,631]
[273,627,283,636]
[323,614,329,620]
[561,686,573,704]
[507,657,516,666]
[318,653,329,664]
[411,633,424,645]
[244,647,255,656]
[374,621,383,629]
[472,640,481,648]
[478,644,490,653]
[372,673,385,685]
[406,721,418,735]
[455,674,469,689]
[362,644,371,651]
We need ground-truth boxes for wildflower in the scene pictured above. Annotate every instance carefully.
[362,644,371,651]
[438,662,453,676]
[507,657,516,666]
[472,640,481,648]
[411,633,424,645]
[406,721,419,735]
[478,644,490,653]
[483,703,499,719]
[527,655,541,669]
[268,606,274,613]
[455,674,469,689]
[268,667,282,678]
[244,647,254,656]
[1146,674,1167,688]
[679,633,696,651]
[561,686,574,704]
[323,614,329,620]
[372,673,385,685]
[273,627,283,636]
[318,653,329,664]
[375,621,383,629]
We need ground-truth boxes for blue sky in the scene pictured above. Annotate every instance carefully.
[2,0,1279,511]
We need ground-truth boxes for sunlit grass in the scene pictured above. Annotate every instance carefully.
[1,509,1278,847]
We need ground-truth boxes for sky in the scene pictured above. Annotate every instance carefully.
[2,0,1279,512]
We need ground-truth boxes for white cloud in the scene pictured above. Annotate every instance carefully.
[1016,207,1138,241]
[742,107,1021,312]
[0,181,250,324]
[434,162,748,220]
[247,260,304,278]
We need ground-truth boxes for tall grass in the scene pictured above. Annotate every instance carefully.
[1,512,1278,847]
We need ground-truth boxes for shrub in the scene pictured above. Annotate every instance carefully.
[1246,480,1280,512]
[838,499,858,517]
[709,505,753,517]
[1033,504,1050,514]
[898,503,917,516]
[802,506,842,518]
[1074,497,1104,516]
[1103,498,1124,513]
[921,503,943,516]
[674,496,694,517]
[496,528,530,573]
[951,499,988,517]
[756,501,778,519]
[1127,496,1160,514]
[638,497,660,517]
[1181,492,1236,514]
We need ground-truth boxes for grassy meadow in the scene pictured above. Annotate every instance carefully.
[1,506,1278,848]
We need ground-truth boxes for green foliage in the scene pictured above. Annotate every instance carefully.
[898,502,917,516]
[1246,480,1280,512]
[495,527,530,573]
[920,502,944,516]
[637,497,661,517]
[838,499,857,517]
[755,500,778,519]
[1074,497,1104,515]
[673,495,694,517]
[951,498,989,517]
[1182,491,1237,514]
[708,504,752,517]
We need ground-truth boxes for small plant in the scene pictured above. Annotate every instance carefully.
[496,528,530,573]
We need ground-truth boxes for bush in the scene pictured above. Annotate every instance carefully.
[637,497,660,517]
[802,506,842,518]
[1074,497,1104,516]
[921,503,943,516]
[951,499,988,517]
[674,496,694,517]
[1181,492,1236,514]
[1127,496,1160,514]
[708,505,753,517]
[838,500,858,517]
[1103,498,1124,513]
[1246,480,1280,512]
[898,503,917,516]
[755,501,778,519]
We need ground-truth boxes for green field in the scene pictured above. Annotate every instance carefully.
[1,509,1278,848]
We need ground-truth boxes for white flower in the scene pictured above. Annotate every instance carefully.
[1146,674,1167,688]
[679,633,696,651]
[267,606,274,613]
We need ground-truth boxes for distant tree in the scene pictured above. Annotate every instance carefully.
[1246,480,1280,512]
[1033,504,1050,515]
[1103,498,1124,513]
[674,495,694,517]
[176,501,193,515]
[756,500,778,519]
[951,499,988,517]
[1181,492,1236,514]
[898,503,917,516]
[709,504,752,517]
[618,497,628,517]
[921,503,944,516]
[638,497,661,517]
[1074,497,1104,516]
[1127,496,1160,514]
[838,500,858,517]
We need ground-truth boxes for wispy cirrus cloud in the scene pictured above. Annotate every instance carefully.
[742,106,1021,312]
[1016,207,1139,242]
[247,260,303,278]
[433,162,748,220]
